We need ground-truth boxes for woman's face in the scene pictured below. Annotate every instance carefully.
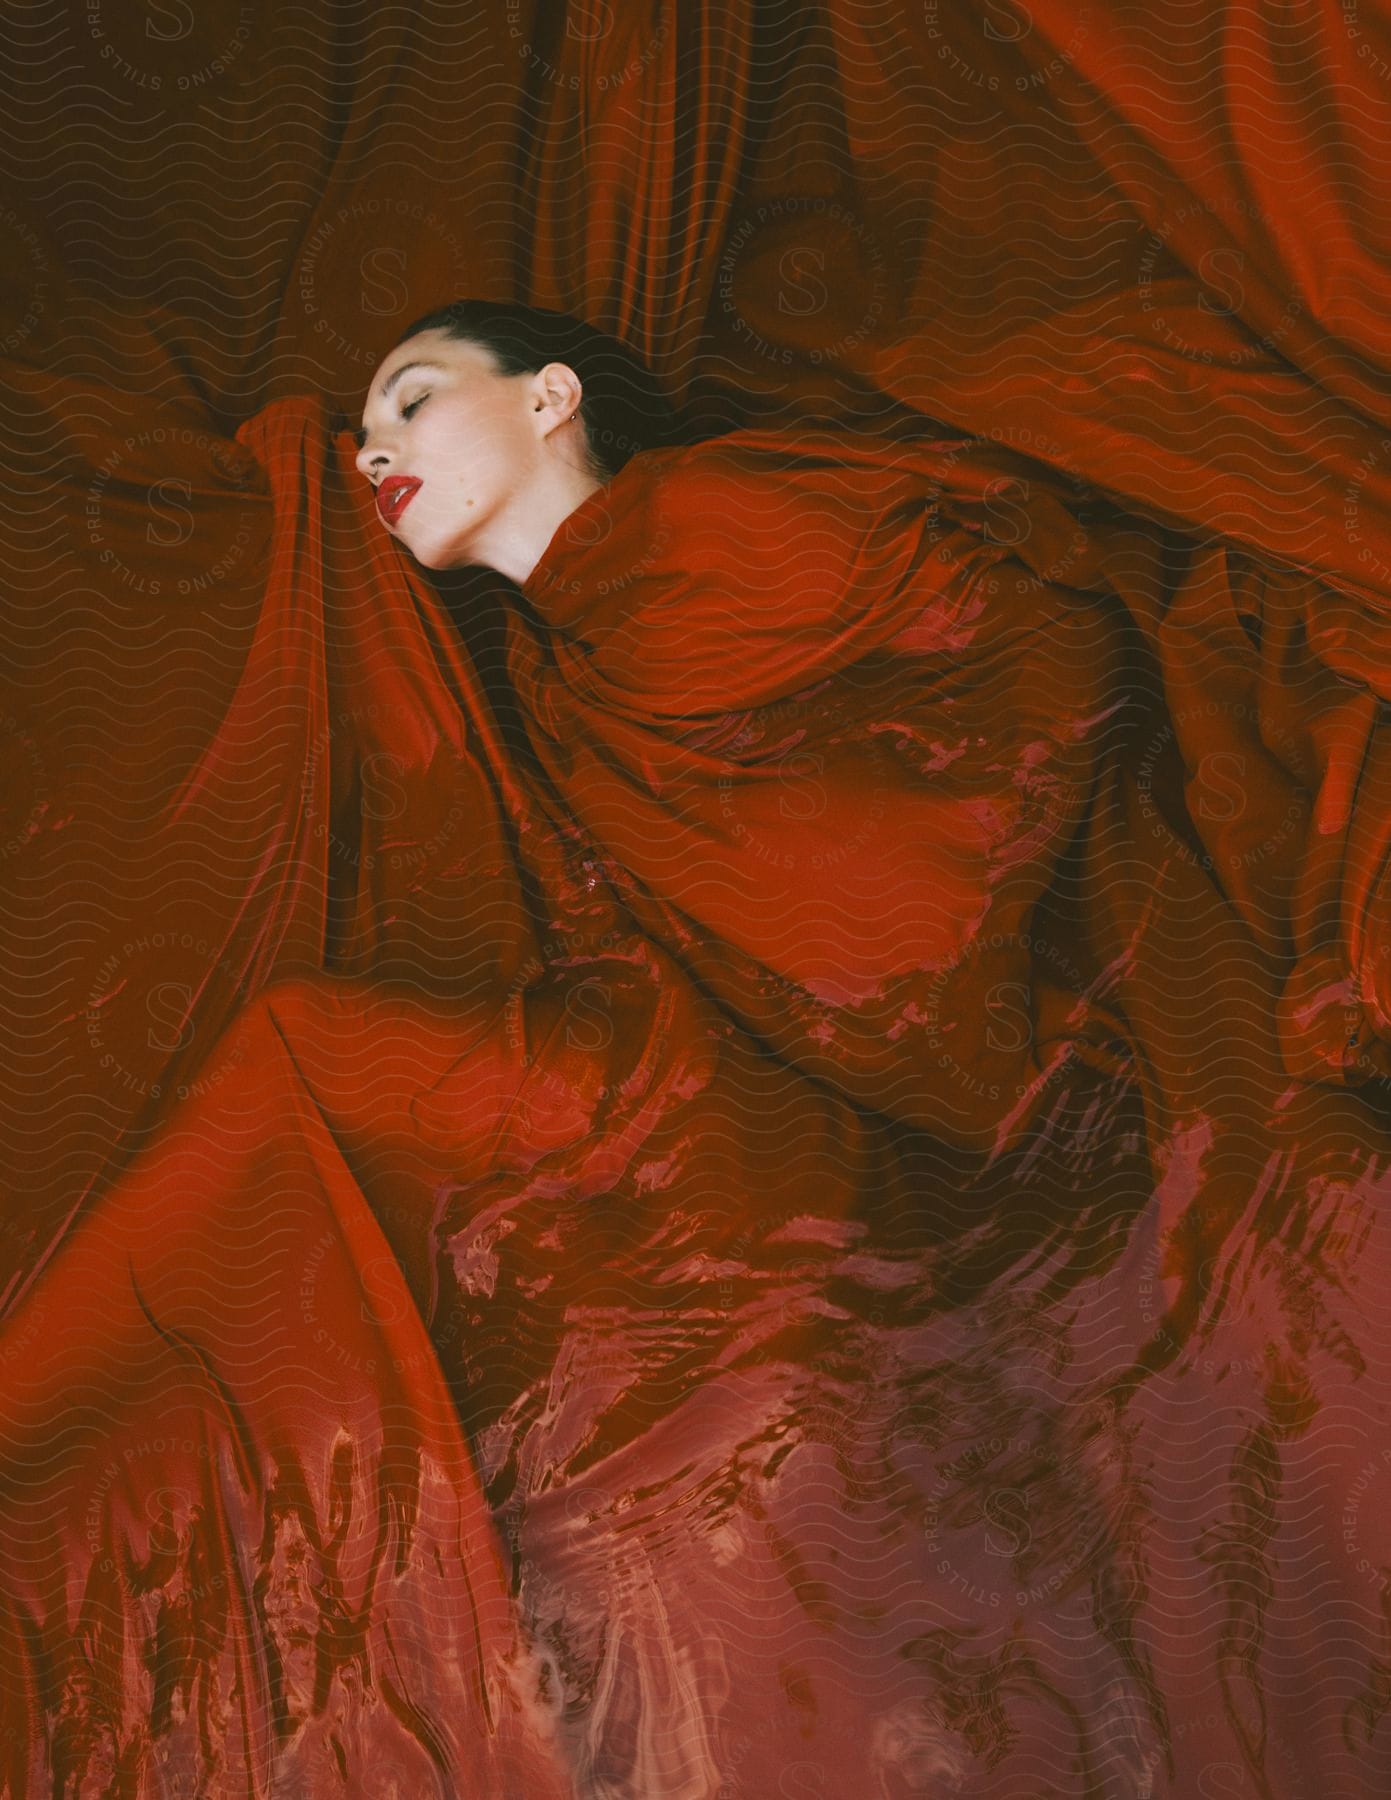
[355,328,575,570]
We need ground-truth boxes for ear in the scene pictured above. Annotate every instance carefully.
[530,360,583,423]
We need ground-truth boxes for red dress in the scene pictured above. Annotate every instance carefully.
[3,399,1390,1797]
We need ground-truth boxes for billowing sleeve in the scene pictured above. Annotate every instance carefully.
[525,432,1017,719]
[511,429,1131,1146]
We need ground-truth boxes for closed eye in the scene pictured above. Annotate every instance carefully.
[353,392,428,453]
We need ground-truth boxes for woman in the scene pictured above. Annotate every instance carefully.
[355,301,1136,1153]
[345,300,1391,1795]
[1,301,1151,1796]
[6,301,1390,1798]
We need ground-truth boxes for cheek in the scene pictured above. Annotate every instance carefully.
[434,421,505,495]
[454,441,528,510]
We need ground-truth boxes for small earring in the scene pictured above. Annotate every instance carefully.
[569,411,578,421]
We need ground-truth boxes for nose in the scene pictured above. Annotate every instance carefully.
[354,439,393,482]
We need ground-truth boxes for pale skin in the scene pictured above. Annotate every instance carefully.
[354,326,605,586]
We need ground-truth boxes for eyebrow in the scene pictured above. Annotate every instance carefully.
[353,360,444,449]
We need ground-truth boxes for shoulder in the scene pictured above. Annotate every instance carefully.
[622,434,762,520]
[634,427,934,557]
[637,424,927,493]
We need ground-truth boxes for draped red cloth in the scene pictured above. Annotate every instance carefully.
[5,4,1391,1795]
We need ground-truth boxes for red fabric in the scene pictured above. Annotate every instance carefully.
[5,4,1391,1794]
[512,426,1131,1133]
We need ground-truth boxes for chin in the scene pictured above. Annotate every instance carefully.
[422,544,489,575]
[396,529,448,571]
[398,523,470,572]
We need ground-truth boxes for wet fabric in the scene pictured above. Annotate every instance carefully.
[5,3,1391,1795]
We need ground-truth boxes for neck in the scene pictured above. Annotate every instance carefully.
[468,459,607,588]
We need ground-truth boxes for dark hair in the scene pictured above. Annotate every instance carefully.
[393,299,683,483]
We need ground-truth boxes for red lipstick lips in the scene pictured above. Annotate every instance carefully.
[375,476,422,525]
